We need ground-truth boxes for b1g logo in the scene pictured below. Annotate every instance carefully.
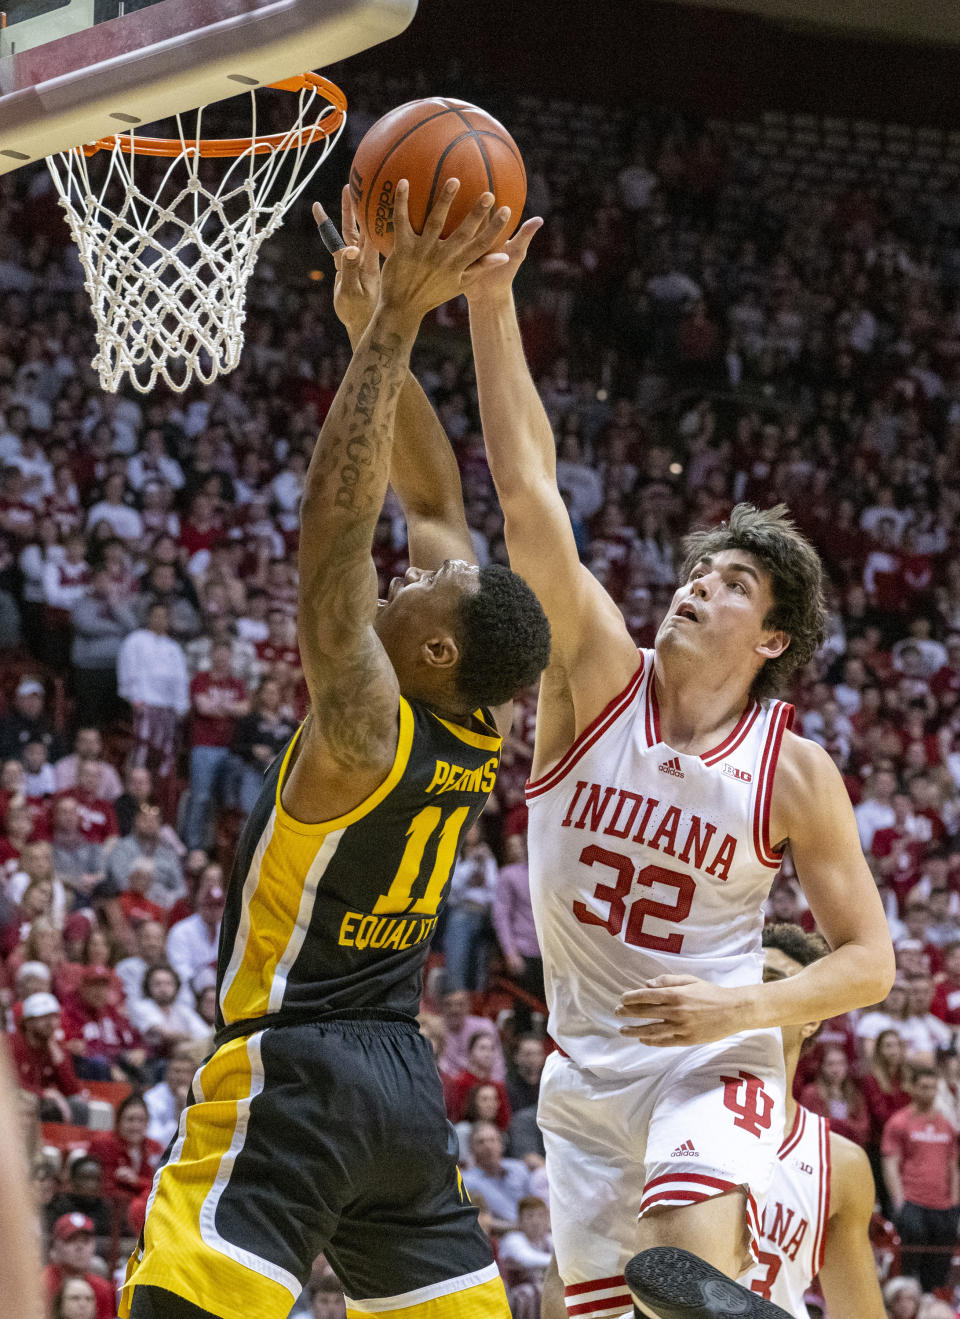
[721,1069,774,1138]
[374,178,395,237]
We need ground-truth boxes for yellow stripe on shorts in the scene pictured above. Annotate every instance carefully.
[119,1033,300,1319]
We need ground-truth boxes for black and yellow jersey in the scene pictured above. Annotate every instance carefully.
[215,695,501,1034]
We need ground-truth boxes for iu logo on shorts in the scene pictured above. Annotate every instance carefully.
[721,1069,775,1138]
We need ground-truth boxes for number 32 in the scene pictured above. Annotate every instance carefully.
[572,844,695,952]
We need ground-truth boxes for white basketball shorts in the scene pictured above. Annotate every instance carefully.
[538,1030,785,1319]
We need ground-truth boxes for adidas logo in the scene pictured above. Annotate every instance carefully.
[658,756,684,778]
[671,1140,699,1157]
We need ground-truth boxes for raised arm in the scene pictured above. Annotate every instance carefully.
[315,190,475,569]
[286,183,510,821]
[463,226,640,762]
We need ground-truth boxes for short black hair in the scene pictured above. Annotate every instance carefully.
[456,565,550,709]
[680,503,827,701]
[762,922,829,967]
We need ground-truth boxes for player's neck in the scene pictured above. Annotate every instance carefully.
[652,655,752,754]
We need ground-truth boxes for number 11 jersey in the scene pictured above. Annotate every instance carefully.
[216,696,501,1036]
[525,649,794,1079]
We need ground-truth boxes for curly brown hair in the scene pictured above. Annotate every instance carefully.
[679,503,826,702]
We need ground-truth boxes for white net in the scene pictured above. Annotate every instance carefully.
[45,77,346,394]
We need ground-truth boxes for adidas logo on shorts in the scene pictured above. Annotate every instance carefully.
[670,1140,699,1157]
[658,756,684,778]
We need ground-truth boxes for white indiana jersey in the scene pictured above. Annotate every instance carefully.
[747,1105,832,1318]
[525,649,794,1078]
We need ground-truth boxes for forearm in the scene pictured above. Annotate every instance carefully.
[345,319,467,526]
[819,1250,885,1319]
[881,1157,903,1204]
[302,305,419,552]
[741,941,893,1030]
[468,293,557,498]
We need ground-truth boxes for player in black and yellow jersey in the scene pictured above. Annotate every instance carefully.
[121,184,551,1319]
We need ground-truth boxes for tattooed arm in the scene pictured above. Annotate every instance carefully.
[284,180,511,822]
[317,190,475,570]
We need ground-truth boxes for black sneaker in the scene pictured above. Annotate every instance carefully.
[625,1248,793,1318]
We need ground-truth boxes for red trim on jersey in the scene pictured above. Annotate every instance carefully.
[641,1171,740,1196]
[645,668,660,748]
[778,1105,806,1160]
[525,655,645,801]
[700,700,762,765]
[646,684,762,765]
[565,1295,633,1317]
[814,1113,832,1274]
[564,1276,625,1298]
[752,701,795,868]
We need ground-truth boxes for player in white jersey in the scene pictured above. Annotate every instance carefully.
[537,924,885,1319]
[748,925,884,1319]
[460,222,895,1319]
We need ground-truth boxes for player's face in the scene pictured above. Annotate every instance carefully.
[373,561,480,689]
[657,550,784,673]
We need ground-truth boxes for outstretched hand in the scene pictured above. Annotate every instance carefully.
[378,178,511,321]
[312,186,380,345]
[461,216,543,304]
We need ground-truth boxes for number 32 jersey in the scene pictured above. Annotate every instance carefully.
[216,696,500,1034]
[525,649,794,1078]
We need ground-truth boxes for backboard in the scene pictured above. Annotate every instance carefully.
[0,0,418,173]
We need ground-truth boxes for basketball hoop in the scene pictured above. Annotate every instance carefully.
[45,74,347,394]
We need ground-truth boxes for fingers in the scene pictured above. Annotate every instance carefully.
[506,216,544,257]
[340,183,360,243]
[420,176,462,241]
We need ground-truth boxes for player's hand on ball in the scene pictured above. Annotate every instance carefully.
[312,189,380,345]
[378,178,511,319]
[614,974,748,1047]
[462,216,544,303]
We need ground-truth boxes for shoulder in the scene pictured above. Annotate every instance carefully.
[774,727,837,792]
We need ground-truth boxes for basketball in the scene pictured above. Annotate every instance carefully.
[349,97,527,257]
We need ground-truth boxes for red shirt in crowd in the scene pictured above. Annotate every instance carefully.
[63,789,118,845]
[190,672,247,748]
[60,993,140,1062]
[87,1130,164,1200]
[860,1073,911,1146]
[254,638,301,671]
[43,1265,115,1319]
[7,1030,80,1097]
[882,1105,959,1209]
[447,1071,512,1129]
[932,977,960,1026]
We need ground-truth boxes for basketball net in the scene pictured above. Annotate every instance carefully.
[45,76,346,394]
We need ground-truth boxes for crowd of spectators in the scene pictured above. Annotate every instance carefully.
[6,53,960,1318]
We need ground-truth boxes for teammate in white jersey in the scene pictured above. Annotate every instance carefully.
[461,223,895,1319]
[748,925,884,1319]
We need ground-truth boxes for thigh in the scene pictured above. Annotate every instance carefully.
[640,1030,786,1266]
[324,1026,501,1309]
[537,1053,652,1301]
[121,1030,334,1319]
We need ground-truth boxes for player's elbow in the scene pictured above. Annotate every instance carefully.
[861,936,896,1003]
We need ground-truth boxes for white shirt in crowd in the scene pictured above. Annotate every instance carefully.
[165,915,221,990]
[117,628,190,715]
[85,499,144,542]
[129,996,209,1043]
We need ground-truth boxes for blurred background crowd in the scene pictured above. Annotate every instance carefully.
[6,9,960,1318]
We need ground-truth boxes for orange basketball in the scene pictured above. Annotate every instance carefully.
[349,97,526,257]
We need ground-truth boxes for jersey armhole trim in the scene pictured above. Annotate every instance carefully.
[752,701,796,868]
[273,699,415,836]
[525,652,646,801]
[814,1114,831,1273]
